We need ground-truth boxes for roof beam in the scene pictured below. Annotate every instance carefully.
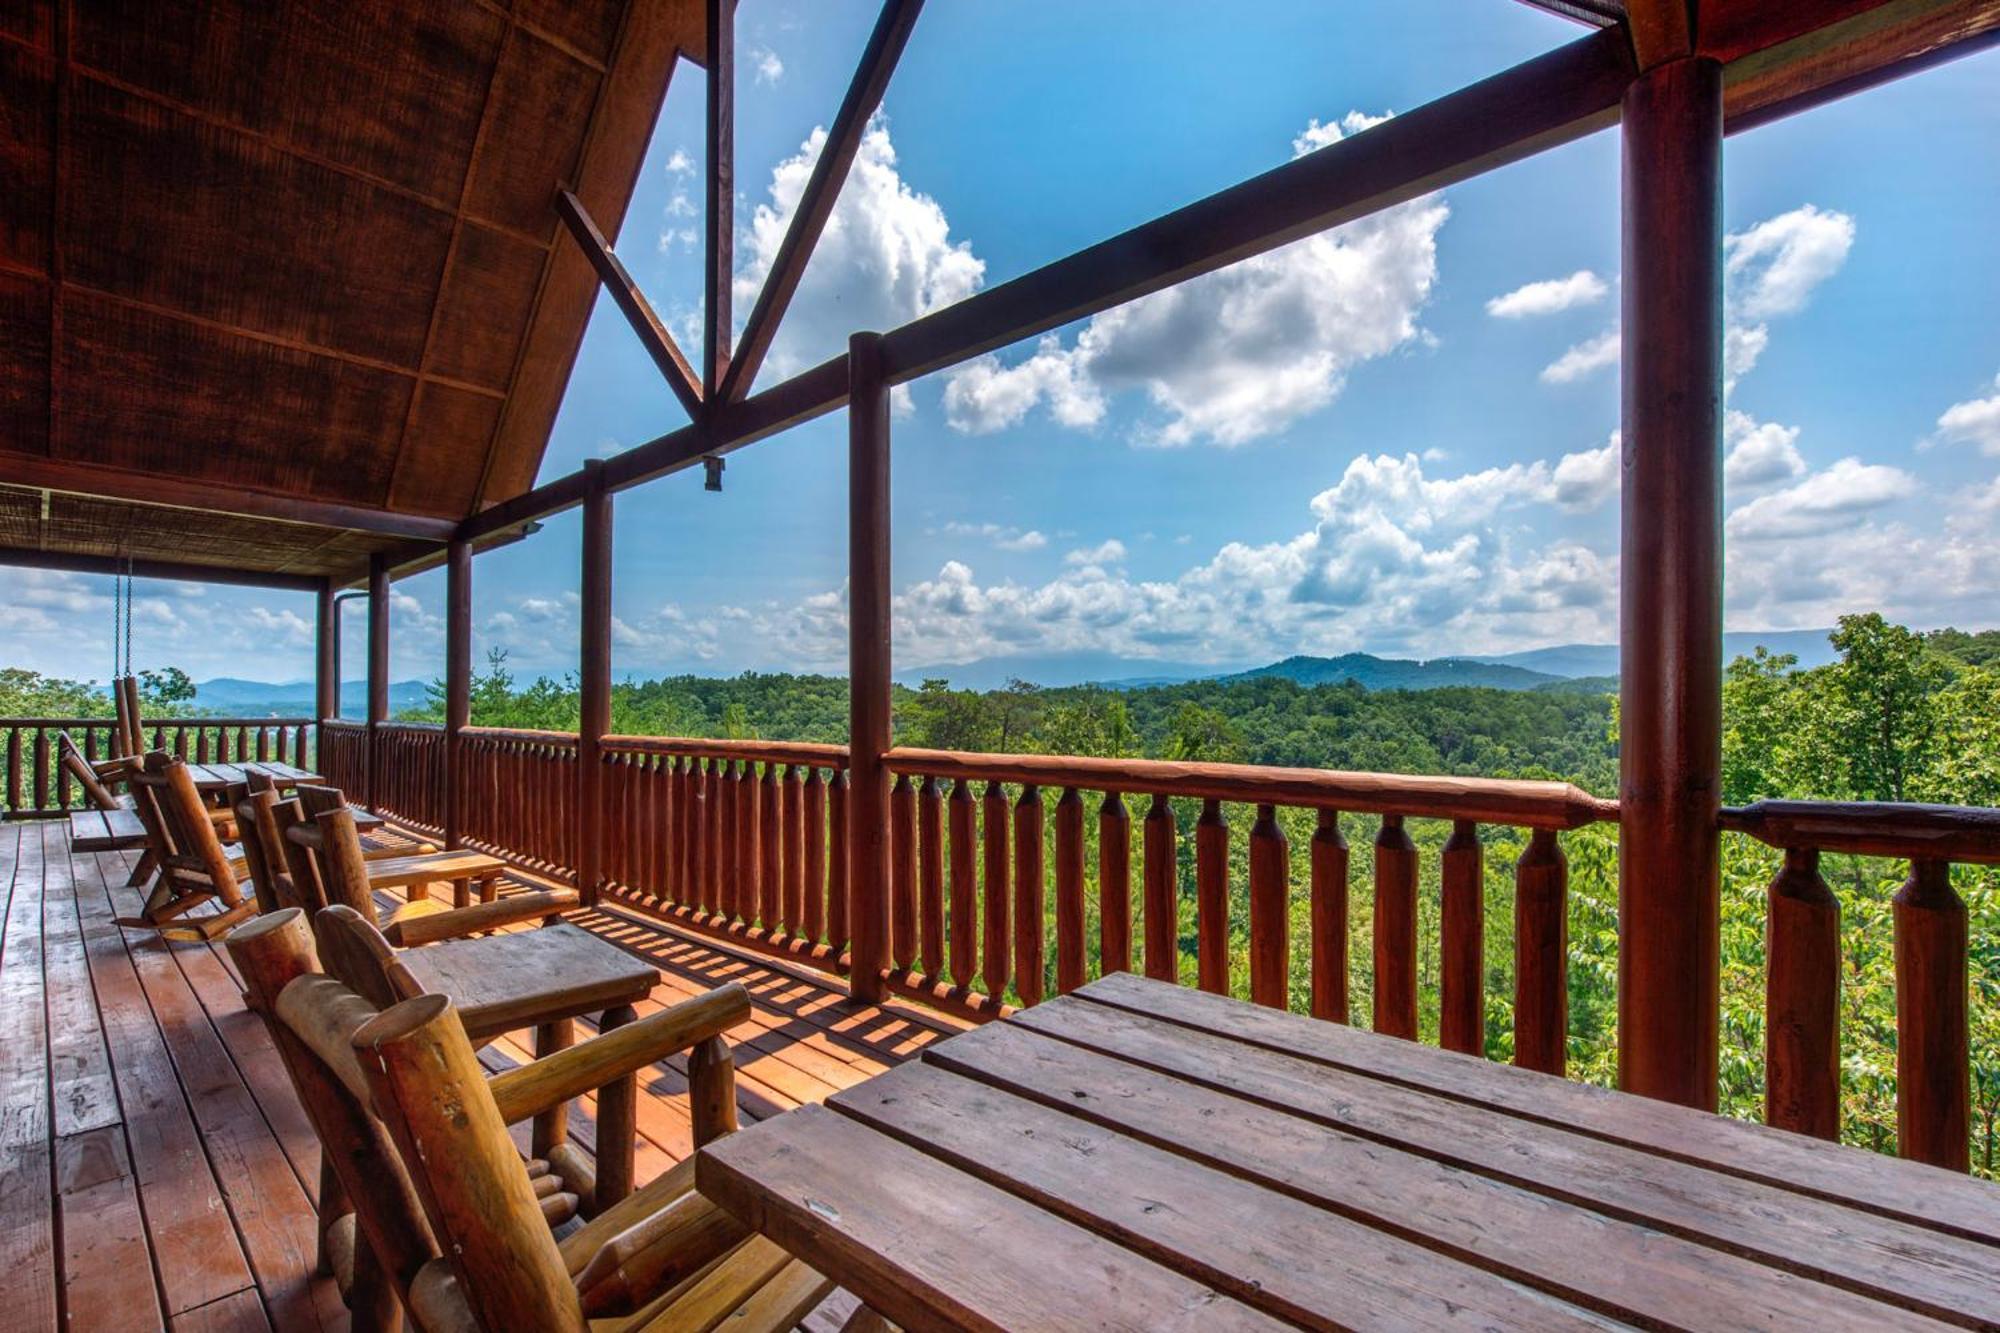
[0,455,460,540]
[702,0,735,396]
[0,545,326,592]
[1710,0,2000,127]
[718,0,927,405]
[1513,0,1625,27]
[555,188,705,421]
[1624,0,1696,68]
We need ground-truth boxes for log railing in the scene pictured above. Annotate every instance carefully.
[456,726,580,882]
[1,715,316,817]
[318,718,368,796]
[1723,799,1998,1172]
[373,721,447,833]
[598,736,851,967]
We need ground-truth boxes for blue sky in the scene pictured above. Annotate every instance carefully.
[12,2,2000,692]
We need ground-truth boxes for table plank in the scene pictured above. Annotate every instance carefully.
[356,848,503,890]
[1082,972,2000,1247]
[925,1018,1947,1331]
[400,922,658,1038]
[698,1103,1290,1333]
[832,1059,1623,1331]
[1018,994,2000,1327]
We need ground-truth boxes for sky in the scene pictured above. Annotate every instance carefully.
[9,1,2000,697]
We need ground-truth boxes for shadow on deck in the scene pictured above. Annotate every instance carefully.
[0,818,960,1331]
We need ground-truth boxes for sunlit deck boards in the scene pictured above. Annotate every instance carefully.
[0,818,955,1331]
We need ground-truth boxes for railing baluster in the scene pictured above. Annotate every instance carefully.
[827,768,849,954]
[982,781,1011,1000]
[1196,798,1229,995]
[1765,846,1839,1140]
[1373,813,1418,1039]
[1513,827,1568,1075]
[1310,808,1349,1023]
[1440,819,1484,1055]
[6,726,21,812]
[919,775,945,980]
[33,727,50,811]
[890,773,917,971]
[804,766,828,945]
[1014,784,1044,1006]
[1142,794,1177,983]
[948,778,976,988]
[692,758,711,914]
[718,758,739,921]
[1099,791,1131,977]
[1248,803,1288,1009]
[784,764,806,939]
[1055,787,1086,994]
[1895,857,1969,1171]
[759,762,781,932]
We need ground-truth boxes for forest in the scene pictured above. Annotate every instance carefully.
[4,616,1995,1173]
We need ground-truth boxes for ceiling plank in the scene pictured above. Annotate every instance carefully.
[1710,0,2000,124]
[718,0,926,404]
[0,543,324,591]
[556,187,704,420]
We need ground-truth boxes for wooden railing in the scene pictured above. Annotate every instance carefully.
[457,727,580,882]
[374,722,446,833]
[318,719,368,796]
[1,715,315,817]
[1723,799,1997,1171]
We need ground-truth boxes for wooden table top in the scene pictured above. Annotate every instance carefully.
[698,972,2000,1332]
[184,760,321,791]
[399,922,659,1039]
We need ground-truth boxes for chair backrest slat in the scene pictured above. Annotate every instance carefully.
[130,752,244,910]
[57,731,121,811]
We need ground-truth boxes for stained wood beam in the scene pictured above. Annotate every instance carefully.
[1624,0,1695,68]
[1513,0,1625,26]
[0,455,459,540]
[703,0,736,396]
[555,189,704,423]
[0,545,325,592]
[718,0,927,404]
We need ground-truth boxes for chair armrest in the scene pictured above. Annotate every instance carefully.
[361,841,437,860]
[577,1186,748,1316]
[488,983,749,1124]
[381,890,578,947]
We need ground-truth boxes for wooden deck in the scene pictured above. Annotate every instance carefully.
[0,818,961,1331]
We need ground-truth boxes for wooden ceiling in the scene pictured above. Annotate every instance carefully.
[0,0,700,576]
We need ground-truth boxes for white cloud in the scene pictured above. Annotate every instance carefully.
[942,522,1048,553]
[1486,270,1607,319]
[664,147,692,176]
[733,116,984,382]
[943,111,1447,447]
[749,47,783,85]
[1724,205,1855,322]
[1540,329,1620,384]
[1935,371,2000,455]
[1723,411,1806,488]
[1725,458,1917,541]
[1550,433,1619,511]
[1064,540,1127,566]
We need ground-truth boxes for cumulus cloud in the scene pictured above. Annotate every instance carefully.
[749,47,783,84]
[942,522,1048,552]
[943,111,1447,447]
[1725,458,1917,541]
[1723,411,1806,488]
[1934,371,2000,455]
[1540,329,1620,384]
[1064,539,1127,567]
[732,117,984,383]
[1486,270,1607,319]
[1550,433,1619,511]
[1724,205,1856,322]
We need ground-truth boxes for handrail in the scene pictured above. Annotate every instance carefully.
[459,726,581,745]
[374,720,444,732]
[1721,799,2000,865]
[0,714,314,728]
[884,746,1616,830]
[601,734,849,767]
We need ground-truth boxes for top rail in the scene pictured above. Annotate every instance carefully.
[2,715,314,729]
[884,746,1616,830]
[601,734,849,767]
[1721,799,2000,865]
[459,726,582,745]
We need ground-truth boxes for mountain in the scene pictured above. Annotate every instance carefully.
[1221,654,1566,692]
[893,652,1218,692]
[1469,628,1844,678]
[190,677,429,717]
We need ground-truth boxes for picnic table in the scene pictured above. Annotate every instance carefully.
[183,759,322,794]
[698,972,2000,1331]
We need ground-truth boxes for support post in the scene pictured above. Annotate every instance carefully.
[313,579,338,724]
[366,552,390,813]
[847,331,890,1003]
[578,463,613,905]
[1618,55,1724,1111]
[444,538,472,851]
[703,0,735,397]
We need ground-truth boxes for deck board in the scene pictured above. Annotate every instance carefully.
[0,818,951,1329]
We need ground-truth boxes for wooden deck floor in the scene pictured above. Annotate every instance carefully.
[0,818,961,1331]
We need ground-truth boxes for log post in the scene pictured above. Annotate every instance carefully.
[847,331,891,1003]
[1309,808,1349,1023]
[1439,820,1484,1055]
[1618,54,1724,1110]
[314,578,338,733]
[1765,846,1839,1139]
[578,464,612,905]
[366,553,389,812]
[444,538,471,851]
[1895,858,1968,1170]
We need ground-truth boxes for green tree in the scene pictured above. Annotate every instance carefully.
[139,665,197,710]
[1820,613,1949,801]
[0,668,105,717]
[1161,701,1246,763]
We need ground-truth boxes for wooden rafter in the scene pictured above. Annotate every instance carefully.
[1514,0,1625,26]
[719,0,927,405]
[1711,0,2000,126]
[0,545,324,592]
[556,188,705,422]
[1624,0,1696,67]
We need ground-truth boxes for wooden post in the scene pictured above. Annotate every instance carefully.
[1765,847,1839,1140]
[1618,54,1724,1111]
[314,578,338,726]
[366,553,390,812]
[703,0,735,396]
[847,331,891,1003]
[444,539,471,851]
[1895,859,1968,1170]
[579,464,613,906]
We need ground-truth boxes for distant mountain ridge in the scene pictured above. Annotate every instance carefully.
[188,677,429,716]
[1221,654,1563,691]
